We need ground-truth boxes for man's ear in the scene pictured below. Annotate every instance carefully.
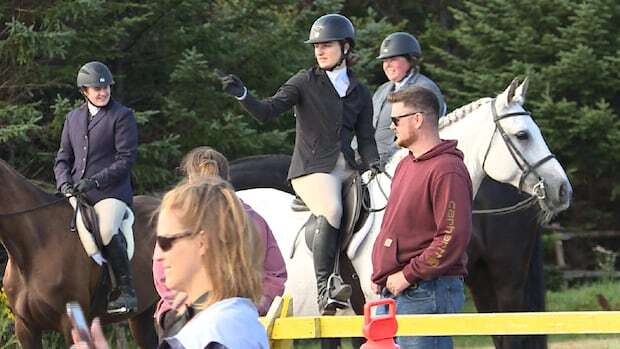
[416,112,425,129]
[344,42,350,54]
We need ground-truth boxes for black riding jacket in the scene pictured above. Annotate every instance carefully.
[240,66,379,180]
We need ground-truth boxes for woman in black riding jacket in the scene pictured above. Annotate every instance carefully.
[220,14,379,315]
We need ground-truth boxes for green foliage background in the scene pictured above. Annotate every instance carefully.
[1,0,618,228]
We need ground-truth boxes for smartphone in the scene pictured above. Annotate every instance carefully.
[66,302,94,349]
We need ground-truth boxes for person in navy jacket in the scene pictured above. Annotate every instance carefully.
[54,61,139,314]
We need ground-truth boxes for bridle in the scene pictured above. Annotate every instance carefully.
[475,98,556,215]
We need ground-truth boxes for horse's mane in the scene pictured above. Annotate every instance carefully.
[0,159,57,200]
[0,159,28,180]
[385,97,493,172]
[438,97,492,130]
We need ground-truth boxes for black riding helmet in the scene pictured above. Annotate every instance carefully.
[305,14,355,71]
[305,14,355,46]
[76,61,115,88]
[376,32,422,60]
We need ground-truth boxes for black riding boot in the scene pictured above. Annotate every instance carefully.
[313,216,352,315]
[105,234,138,314]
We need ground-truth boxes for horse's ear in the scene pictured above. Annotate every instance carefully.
[514,76,529,104]
[506,78,519,105]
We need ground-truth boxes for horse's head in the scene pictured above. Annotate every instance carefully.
[481,78,572,218]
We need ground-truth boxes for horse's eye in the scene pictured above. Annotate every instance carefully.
[515,131,529,141]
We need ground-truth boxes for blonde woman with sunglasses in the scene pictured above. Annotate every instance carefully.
[72,178,269,349]
[152,147,286,336]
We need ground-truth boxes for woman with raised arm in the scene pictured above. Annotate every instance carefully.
[219,13,379,315]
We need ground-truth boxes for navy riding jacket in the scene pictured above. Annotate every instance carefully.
[54,99,138,206]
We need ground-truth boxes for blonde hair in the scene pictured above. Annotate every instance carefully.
[180,146,230,181]
[159,177,263,305]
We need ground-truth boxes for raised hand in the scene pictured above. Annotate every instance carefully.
[219,74,246,98]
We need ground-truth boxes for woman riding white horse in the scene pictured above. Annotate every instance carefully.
[219,14,380,315]
[237,78,572,316]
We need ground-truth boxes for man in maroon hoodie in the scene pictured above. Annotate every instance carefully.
[371,86,472,348]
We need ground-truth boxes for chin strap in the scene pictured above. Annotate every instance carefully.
[325,44,348,71]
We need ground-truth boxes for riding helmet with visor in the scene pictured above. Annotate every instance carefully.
[376,32,422,60]
[305,14,355,46]
[305,14,355,71]
[76,61,115,88]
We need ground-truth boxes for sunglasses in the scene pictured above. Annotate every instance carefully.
[391,111,423,126]
[156,230,196,252]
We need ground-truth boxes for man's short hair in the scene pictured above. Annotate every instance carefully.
[388,86,440,126]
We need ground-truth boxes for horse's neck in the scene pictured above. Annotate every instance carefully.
[438,105,495,196]
[0,163,53,272]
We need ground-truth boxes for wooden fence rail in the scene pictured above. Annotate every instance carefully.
[260,296,620,348]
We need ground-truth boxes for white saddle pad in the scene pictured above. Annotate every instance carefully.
[346,211,375,260]
[69,197,135,265]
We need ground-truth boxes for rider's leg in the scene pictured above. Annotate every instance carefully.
[291,154,355,314]
[95,199,138,314]
[312,216,352,315]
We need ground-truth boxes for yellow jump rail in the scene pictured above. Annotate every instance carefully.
[260,295,620,348]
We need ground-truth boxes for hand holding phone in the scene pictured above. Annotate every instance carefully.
[67,302,94,349]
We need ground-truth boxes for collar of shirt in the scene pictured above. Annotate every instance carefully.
[87,102,101,118]
[395,71,414,91]
[161,292,211,338]
[325,66,350,97]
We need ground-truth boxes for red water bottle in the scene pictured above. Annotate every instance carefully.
[361,298,399,349]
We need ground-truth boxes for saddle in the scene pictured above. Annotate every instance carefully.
[69,197,135,262]
[70,196,105,252]
[303,173,370,254]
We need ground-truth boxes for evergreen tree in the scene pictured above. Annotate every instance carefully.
[427,0,619,227]
[0,0,397,194]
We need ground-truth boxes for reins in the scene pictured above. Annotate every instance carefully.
[472,195,537,215]
[362,169,391,213]
[0,195,68,218]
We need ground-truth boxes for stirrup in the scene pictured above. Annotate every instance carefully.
[321,299,349,315]
[107,298,137,314]
[327,274,352,302]
[107,305,135,315]
[107,292,137,314]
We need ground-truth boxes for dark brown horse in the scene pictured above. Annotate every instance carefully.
[467,177,547,349]
[231,154,548,349]
[0,159,159,349]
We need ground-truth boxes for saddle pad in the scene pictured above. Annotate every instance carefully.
[69,197,135,262]
[346,212,374,260]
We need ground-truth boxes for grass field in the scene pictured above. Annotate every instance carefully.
[454,280,620,348]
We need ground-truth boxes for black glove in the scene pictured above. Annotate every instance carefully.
[74,178,98,194]
[60,182,73,195]
[220,74,246,98]
[370,160,385,175]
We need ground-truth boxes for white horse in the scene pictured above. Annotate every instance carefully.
[237,78,572,316]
